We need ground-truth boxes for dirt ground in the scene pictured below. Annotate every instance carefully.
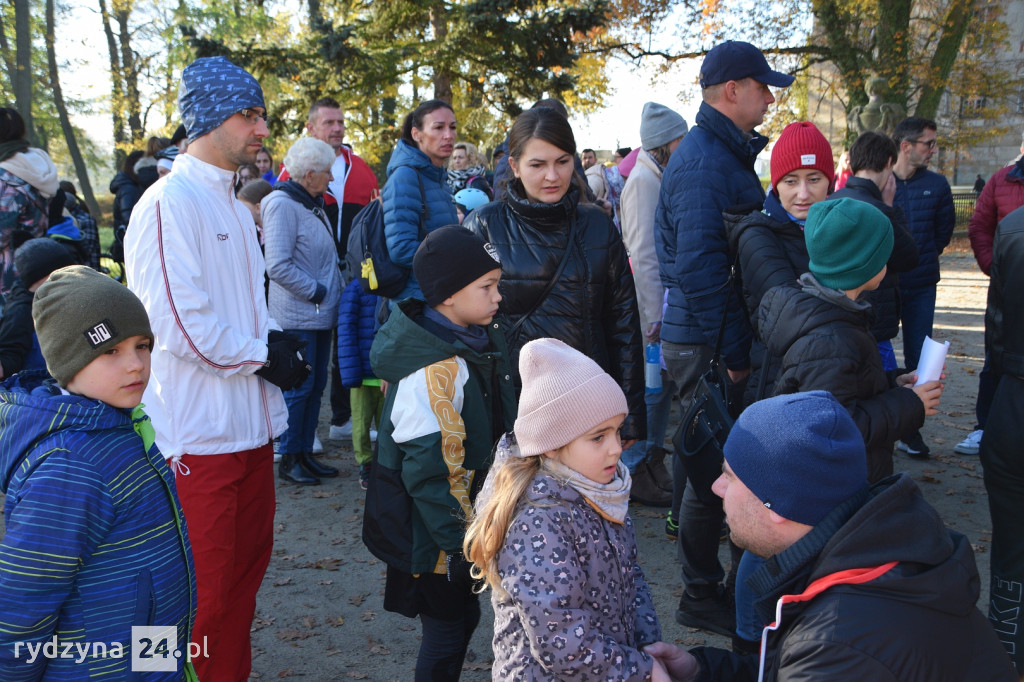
[246,247,995,680]
[0,248,995,681]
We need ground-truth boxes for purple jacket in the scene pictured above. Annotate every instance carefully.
[491,470,661,680]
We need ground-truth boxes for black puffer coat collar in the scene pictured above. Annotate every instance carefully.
[504,181,580,231]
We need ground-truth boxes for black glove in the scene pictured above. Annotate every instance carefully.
[256,332,311,391]
[445,551,475,585]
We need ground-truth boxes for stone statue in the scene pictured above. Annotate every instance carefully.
[847,77,906,136]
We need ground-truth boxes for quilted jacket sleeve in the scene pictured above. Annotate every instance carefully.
[777,333,924,455]
[969,178,998,275]
[336,279,364,388]
[933,181,956,255]
[263,196,320,302]
[382,165,425,269]
[656,152,752,370]
[601,213,647,441]
[620,168,665,331]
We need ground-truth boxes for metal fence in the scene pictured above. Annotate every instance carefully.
[952,192,977,236]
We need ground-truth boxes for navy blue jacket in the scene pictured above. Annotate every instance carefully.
[381,139,459,302]
[337,278,380,388]
[654,102,764,369]
[892,167,955,289]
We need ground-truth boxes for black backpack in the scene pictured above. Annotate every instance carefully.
[346,172,428,300]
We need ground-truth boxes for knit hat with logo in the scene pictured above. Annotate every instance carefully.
[514,338,628,457]
[770,121,835,190]
[413,225,502,306]
[33,265,153,386]
[724,390,868,526]
[804,197,893,291]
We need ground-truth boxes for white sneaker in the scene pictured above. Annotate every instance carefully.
[954,429,983,455]
[370,428,378,442]
[329,420,353,441]
[312,434,324,454]
[273,438,282,463]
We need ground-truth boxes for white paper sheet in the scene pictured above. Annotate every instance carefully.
[914,336,949,386]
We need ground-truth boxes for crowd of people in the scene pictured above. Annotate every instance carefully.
[0,38,1022,681]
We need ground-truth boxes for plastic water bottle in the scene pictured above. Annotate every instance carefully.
[645,343,662,394]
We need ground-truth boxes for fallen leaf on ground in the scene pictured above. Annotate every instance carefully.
[276,628,313,641]
[349,593,367,606]
[273,577,292,587]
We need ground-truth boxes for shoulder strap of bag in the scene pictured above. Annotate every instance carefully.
[417,173,429,239]
[507,219,578,336]
[711,254,739,367]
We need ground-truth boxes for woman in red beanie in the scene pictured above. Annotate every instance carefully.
[722,120,835,653]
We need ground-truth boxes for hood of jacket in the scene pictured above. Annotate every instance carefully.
[109,169,139,194]
[0,148,59,198]
[370,299,480,383]
[758,273,871,360]
[724,198,799,255]
[0,371,134,493]
[387,138,446,184]
[809,474,980,617]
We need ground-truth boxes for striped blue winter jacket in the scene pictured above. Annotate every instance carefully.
[0,371,196,681]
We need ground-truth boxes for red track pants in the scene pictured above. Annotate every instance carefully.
[175,444,275,682]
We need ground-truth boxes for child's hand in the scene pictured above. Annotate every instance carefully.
[911,379,943,416]
[643,642,700,682]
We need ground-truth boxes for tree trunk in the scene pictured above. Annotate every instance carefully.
[0,13,16,93]
[45,0,101,219]
[429,3,452,103]
[116,4,143,145]
[98,0,127,169]
[13,0,35,144]
[915,0,974,119]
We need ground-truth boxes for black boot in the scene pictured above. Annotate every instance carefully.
[301,452,339,478]
[278,452,319,485]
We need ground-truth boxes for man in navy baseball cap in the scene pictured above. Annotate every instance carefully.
[699,40,795,89]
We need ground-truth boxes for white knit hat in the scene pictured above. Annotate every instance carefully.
[514,338,628,457]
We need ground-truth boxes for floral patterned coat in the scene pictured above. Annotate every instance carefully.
[492,470,662,680]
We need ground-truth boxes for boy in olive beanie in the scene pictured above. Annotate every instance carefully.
[757,197,943,482]
[0,266,196,679]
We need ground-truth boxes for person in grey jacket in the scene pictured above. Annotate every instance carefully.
[264,137,343,485]
[465,339,667,681]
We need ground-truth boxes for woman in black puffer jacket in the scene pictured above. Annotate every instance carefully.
[464,108,645,443]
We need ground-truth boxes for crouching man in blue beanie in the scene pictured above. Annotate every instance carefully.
[644,391,1016,681]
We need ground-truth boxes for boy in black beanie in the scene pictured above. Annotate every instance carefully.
[0,237,74,378]
[363,226,516,680]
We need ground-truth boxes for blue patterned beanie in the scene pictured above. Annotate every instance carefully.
[178,56,264,142]
[723,391,868,526]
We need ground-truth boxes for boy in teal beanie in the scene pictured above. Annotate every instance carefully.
[757,197,944,482]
